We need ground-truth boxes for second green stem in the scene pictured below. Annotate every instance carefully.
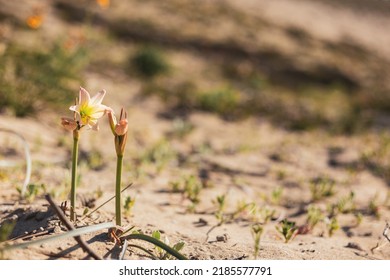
[115,154,123,226]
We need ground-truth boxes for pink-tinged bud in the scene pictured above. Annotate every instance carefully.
[114,119,128,136]
[107,110,117,135]
[61,117,78,131]
[110,108,129,156]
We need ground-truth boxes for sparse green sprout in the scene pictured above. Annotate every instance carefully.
[354,212,363,227]
[258,206,276,224]
[95,187,103,199]
[276,169,287,180]
[124,196,136,215]
[141,140,176,173]
[151,230,185,260]
[213,194,227,223]
[325,217,339,237]
[306,205,323,231]
[276,219,297,243]
[152,230,161,241]
[310,177,335,202]
[232,200,257,220]
[336,191,356,214]
[251,224,264,259]
[183,175,202,212]
[131,46,170,79]
[170,175,203,213]
[270,186,283,205]
[197,87,240,118]
[17,183,46,202]
[170,181,181,193]
[368,195,381,219]
[84,148,105,171]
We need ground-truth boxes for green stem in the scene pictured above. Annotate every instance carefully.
[121,234,187,260]
[70,133,79,222]
[116,154,123,226]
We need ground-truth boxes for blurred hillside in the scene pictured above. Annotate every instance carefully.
[0,0,390,132]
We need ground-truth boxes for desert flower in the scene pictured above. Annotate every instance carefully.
[70,87,110,131]
[62,87,109,222]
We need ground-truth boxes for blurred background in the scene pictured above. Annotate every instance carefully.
[1,1,390,259]
[0,0,389,133]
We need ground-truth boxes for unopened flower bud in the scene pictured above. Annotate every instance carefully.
[114,119,128,136]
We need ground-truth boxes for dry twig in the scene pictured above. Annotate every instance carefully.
[45,194,102,260]
[370,221,390,253]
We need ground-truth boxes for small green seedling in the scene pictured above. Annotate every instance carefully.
[366,193,381,219]
[213,194,227,224]
[131,46,170,79]
[17,183,46,202]
[326,217,339,237]
[169,175,203,213]
[124,196,136,216]
[275,169,287,180]
[232,200,257,221]
[276,219,297,243]
[336,191,356,214]
[354,212,363,227]
[183,175,203,212]
[84,148,105,171]
[310,177,335,202]
[151,230,185,260]
[251,224,264,259]
[140,140,176,173]
[270,186,283,205]
[306,205,323,231]
[258,206,276,224]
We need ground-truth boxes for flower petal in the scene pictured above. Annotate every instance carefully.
[69,104,79,112]
[114,119,128,135]
[89,105,110,118]
[90,89,106,105]
[79,87,91,105]
[61,117,78,131]
[91,123,99,131]
[107,110,117,134]
[89,110,106,120]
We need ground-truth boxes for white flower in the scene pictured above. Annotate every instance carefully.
[69,87,110,130]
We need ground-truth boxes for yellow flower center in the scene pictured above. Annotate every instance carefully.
[79,105,94,124]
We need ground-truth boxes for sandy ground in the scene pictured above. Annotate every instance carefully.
[0,0,390,260]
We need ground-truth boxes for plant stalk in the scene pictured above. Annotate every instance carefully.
[70,131,79,222]
[115,154,123,226]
